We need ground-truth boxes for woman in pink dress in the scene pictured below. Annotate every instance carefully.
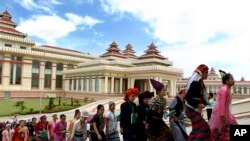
[209,70,237,141]
[54,114,67,141]
[2,124,12,141]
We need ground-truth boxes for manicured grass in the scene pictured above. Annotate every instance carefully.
[0,98,89,117]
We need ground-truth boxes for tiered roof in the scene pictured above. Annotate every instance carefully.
[138,42,166,60]
[0,10,26,37]
[100,41,126,58]
[123,44,137,58]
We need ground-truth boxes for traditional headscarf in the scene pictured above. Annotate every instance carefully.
[186,64,209,92]
[150,79,164,92]
[124,88,139,101]
[138,91,154,104]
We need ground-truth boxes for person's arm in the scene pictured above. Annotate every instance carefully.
[120,103,125,134]
[93,122,102,140]
[84,122,88,141]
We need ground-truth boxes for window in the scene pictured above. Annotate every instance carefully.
[44,62,52,88]
[32,60,40,88]
[56,63,63,89]
[20,46,26,49]
[5,44,12,47]
[10,56,22,85]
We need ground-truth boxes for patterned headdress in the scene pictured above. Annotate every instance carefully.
[124,88,139,101]
[195,64,209,75]
[150,79,164,92]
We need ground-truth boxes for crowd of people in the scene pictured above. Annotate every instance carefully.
[0,64,238,141]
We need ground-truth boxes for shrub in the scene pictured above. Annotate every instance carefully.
[74,100,80,106]
[29,108,34,113]
[84,97,89,103]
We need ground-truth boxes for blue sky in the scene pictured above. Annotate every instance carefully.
[1,0,250,79]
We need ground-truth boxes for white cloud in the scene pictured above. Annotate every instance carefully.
[17,13,102,44]
[100,0,250,79]
[14,0,61,14]
[65,13,103,28]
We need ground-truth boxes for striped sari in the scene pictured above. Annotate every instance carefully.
[185,107,210,141]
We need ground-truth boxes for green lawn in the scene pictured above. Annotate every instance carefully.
[0,98,89,117]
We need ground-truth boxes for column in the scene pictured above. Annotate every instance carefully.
[119,77,123,94]
[236,87,239,95]
[22,58,32,90]
[111,77,114,93]
[92,77,95,92]
[51,63,57,90]
[98,77,102,93]
[86,78,89,92]
[64,79,69,91]
[71,79,74,91]
[104,76,108,93]
[242,87,244,95]
[247,87,250,95]
[130,78,135,88]
[2,54,11,90]
[76,79,79,91]
[62,64,67,91]
[172,78,177,97]
[39,61,45,90]
[127,78,131,88]
[149,78,153,92]
[81,79,84,91]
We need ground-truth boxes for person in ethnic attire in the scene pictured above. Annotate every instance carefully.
[185,64,211,141]
[12,120,29,141]
[35,115,49,141]
[147,79,174,141]
[136,91,154,141]
[209,70,237,141]
[120,88,139,141]
[48,114,58,141]
[69,110,81,139]
[90,104,106,141]
[169,89,188,141]
[54,114,67,141]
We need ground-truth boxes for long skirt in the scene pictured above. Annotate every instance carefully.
[148,124,174,141]
[169,119,188,141]
[185,107,211,141]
